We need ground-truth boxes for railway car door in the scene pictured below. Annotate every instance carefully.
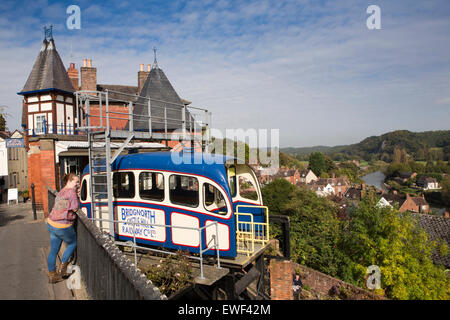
[228,164,264,215]
[227,164,268,255]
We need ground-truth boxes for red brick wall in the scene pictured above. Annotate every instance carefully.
[86,104,130,130]
[293,263,385,300]
[27,139,57,217]
[80,66,96,92]
[28,142,42,210]
[269,259,294,300]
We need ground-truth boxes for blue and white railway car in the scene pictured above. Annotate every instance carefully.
[79,152,268,258]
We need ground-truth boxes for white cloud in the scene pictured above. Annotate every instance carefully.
[1,0,450,146]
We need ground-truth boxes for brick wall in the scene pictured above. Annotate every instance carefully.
[86,104,130,130]
[269,259,294,300]
[27,139,57,216]
[81,66,96,92]
[293,263,385,300]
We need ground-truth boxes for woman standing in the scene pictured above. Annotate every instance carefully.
[46,173,80,283]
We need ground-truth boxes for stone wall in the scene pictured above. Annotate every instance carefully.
[293,263,385,300]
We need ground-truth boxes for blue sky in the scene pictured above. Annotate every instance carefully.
[0,0,449,147]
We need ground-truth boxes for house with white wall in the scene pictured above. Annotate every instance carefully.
[0,132,9,203]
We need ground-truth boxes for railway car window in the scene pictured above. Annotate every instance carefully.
[169,175,199,207]
[113,172,135,198]
[228,166,237,197]
[203,183,228,215]
[139,172,164,201]
[238,176,258,201]
[80,179,87,201]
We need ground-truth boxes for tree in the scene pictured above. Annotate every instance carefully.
[0,105,9,131]
[283,187,343,276]
[441,176,450,206]
[308,152,326,176]
[261,178,296,216]
[400,148,408,163]
[338,197,449,299]
[392,147,402,163]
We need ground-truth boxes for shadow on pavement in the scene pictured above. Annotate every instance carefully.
[0,205,26,227]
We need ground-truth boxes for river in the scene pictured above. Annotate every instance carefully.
[361,170,387,191]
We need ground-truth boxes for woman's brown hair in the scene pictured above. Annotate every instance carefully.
[63,173,78,186]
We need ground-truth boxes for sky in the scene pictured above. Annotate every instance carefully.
[0,0,449,148]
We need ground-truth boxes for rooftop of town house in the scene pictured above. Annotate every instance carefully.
[18,38,75,95]
[316,177,349,186]
[410,213,450,268]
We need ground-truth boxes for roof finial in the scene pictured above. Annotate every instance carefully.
[44,25,53,41]
[153,46,158,69]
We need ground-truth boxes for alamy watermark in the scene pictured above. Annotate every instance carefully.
[66,5,81,30]
[366,5,381,30]
[170,128,280,169]
[366,265,381,290]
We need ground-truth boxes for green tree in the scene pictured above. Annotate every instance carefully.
[441,176,450,206]
[261,178,296,216]
[308,152,326,176]
[283,187,343,276]
[393,147,402,163]
[338,197,449,299]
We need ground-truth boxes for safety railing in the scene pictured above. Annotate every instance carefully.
[86,215,221,280]
[235,205,270,256]
[74,89,212,143]
[24,120,79,137]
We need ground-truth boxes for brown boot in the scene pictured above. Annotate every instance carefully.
[48,271,63,284]
[59,262,74,279]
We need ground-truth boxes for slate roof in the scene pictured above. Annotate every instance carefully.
[381,193,406,207]
[317,177,348,186]
[130,66,193,131]
[345,187,362,200]
[411,196,428,207]
[19,38,75,95]
[410,213,450,268]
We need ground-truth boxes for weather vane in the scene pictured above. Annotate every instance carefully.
[153,46,158,68]
[44,25,53,41]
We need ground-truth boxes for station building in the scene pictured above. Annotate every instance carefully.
[19,34,200,215]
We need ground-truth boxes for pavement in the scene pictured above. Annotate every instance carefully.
[0,202,88,300]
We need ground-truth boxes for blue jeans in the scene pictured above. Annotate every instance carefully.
[46,223,77,272]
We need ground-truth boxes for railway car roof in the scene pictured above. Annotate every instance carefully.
[82,151,240,191]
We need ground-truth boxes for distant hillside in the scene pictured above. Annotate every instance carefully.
[279,152,306,169]
[282,130,450,162]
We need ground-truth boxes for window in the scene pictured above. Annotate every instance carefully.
[80,179,87,201]
[203,183,228,215]
[239,175,258,201]
[139,172,164,201]
[228,166,237,197]
[113,172,135,198]
[169,174,199,207]
[35,114,46,134]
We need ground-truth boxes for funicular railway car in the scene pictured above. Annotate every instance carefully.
[79,151,269,260]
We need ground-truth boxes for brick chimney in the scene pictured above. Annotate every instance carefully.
[67,63,79,91]
[138,63,151,94]
[269,259,294,300]
[81,58,97,91]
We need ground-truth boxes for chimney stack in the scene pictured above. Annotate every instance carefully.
[67,63,79,91]
[138,63,151,94]
[81,58,97,91]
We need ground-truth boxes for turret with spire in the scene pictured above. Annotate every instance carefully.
[18,28,76,138]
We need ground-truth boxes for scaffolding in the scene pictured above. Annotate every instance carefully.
[75,89,212,239]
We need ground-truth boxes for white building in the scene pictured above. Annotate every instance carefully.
[0,132,9,203]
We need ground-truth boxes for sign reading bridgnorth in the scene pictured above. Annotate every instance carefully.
[6,138,24,148]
